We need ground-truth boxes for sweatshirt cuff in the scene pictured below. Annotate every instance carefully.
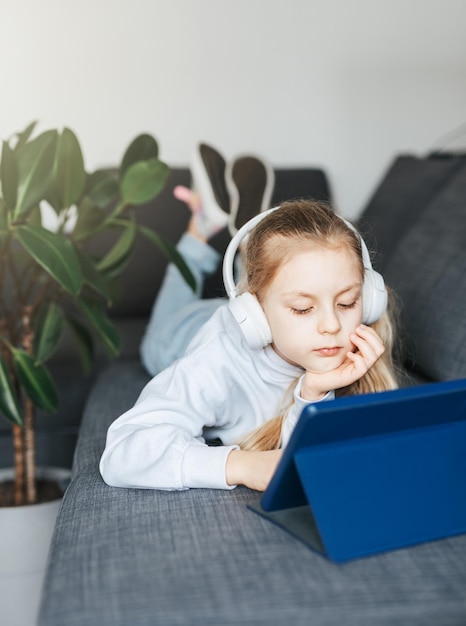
[294,375,335,406]
[177,233,220,274]
[181,442,239,489]
[281,377,335,447]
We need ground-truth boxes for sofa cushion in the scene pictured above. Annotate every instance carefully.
[383,163,466,381]
[39,361,466,626]
[358,155,465,273]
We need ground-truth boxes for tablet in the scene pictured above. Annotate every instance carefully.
[248,378,466,561]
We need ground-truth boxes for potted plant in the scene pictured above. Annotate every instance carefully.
[0,121,194,507]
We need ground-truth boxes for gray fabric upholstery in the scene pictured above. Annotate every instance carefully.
[39,362,466,626]
[383,164,466,381]
[358,155,466,273]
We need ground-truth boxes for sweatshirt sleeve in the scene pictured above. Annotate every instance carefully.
[280,375,335,448]
[99,356,239,491]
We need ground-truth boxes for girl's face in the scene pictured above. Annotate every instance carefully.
[260,245,364,373]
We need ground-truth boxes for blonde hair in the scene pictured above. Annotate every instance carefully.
[237,199,399,451]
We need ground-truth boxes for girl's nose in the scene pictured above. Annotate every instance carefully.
[318,308,341,334]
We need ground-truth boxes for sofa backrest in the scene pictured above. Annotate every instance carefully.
[108,166,331,316]
[359,155,466,383]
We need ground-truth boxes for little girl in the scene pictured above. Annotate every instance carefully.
[100,200,398,492]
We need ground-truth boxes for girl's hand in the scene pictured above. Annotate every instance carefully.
[301,324,385,400]
[226,449,283,491]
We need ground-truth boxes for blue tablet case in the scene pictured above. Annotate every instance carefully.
[248,378,466,562]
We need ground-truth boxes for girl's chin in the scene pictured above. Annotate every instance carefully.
[273,346,347,373]
[303,357,346,374]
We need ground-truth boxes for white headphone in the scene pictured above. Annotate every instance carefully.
[222,206,388,350]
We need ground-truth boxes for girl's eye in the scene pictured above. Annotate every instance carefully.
[291,307,313,315]
[338,301,357,310]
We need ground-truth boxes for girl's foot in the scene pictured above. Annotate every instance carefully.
[190,143,230,237]
[173,185,207,241]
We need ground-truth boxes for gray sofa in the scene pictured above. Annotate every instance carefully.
[38,158,466,625]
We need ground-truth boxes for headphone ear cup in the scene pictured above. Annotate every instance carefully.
[228,292,272,350]
[362,269,388,324]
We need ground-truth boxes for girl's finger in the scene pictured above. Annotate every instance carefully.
[347,340,383,372]
[351,327,384,356]
[354,324,384,348]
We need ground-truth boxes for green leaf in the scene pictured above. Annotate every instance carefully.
[53,128,86,209]
[15,224,82,294]
[0,354,23,426]
[0,198,8,247]
[0,198,7,231]
[75,248,113,302]
[13,121,38,154]
[139,225,196,292]
[77,297,121,358]
[1,140,18,210]
[15,130,58,215]
[65,315,94,375]
[73,197,107,241]
[120,158,169,206]
[86,170,119,208]
[33,302,64,363]
[12,348,58,413]
[120,134,159,178]
[96,219,136,273]
[26,204,42,226]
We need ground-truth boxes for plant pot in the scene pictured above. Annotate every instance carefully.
[0,466,70,626]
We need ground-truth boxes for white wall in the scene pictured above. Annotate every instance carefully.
[1,0,465,218]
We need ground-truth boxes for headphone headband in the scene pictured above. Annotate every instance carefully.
[223,207,279,299]
[223,206,375,297]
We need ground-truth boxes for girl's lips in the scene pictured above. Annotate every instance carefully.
[315,347,341,357]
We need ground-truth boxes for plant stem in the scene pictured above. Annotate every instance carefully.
[0,314,25,506]
[22,305,37,504]
[24,396,36,504]
[12,424,25,506]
